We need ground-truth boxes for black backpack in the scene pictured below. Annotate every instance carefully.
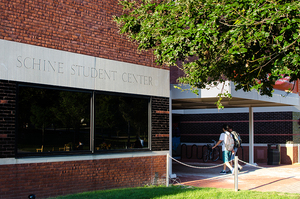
[231,131,242,148]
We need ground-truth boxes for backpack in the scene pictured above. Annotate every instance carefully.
[224,132,234,151]
[231,131,242,148]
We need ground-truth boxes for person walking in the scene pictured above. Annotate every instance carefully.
[212,124,235,174]
[228,125,243,171]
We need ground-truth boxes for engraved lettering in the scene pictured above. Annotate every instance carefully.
[33,58,41,70]
[122,72,153,86]
[77,65,82,76]
[111,71,117,80]
[144,75,148,85]
[14,55,156,87]
[17,56,22,68]
[71,64,76,75]
[91,68,97,78]
[83,66,89,77]
[104,70,110,79]
[48,61,55,72]
[99,69,104,79]
[149,76,153,86]
[128,73,132,83]
[24,57,31,69]
[58,62,64,74]
[43,60,46,71]
[132,73,138,83]
[122,72,127,82]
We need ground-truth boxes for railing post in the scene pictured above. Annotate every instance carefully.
[234,156,238,191]
[298,144,300,164]
[166,153,169,187]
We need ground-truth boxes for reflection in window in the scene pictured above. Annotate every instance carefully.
[95,94,149,151]
[17,86,91,153]
[17,85,150,155]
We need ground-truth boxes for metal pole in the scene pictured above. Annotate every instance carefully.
[166,153,170,187]
[169,93,172,176]
[90,92,95,153]
[249,107,254,164]
[234,156,238,191]
[298,144,300,164]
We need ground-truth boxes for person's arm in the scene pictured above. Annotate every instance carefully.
[212,140,222,149]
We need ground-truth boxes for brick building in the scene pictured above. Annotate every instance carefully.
[0,1,170,198]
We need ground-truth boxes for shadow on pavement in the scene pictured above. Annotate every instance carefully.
[171,160,300,194]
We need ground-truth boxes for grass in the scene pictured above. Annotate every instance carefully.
[49,185,300,199]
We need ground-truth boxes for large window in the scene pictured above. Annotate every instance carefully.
[17,85,150,156]
[95,93,149,151]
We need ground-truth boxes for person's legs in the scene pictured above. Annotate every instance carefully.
[220,151,227,174]
[231,148,242,170]
[224,150,233,173]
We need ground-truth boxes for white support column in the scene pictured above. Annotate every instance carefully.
[249,107,254,164]
[234,156,238,191]
[298,144,300,164]
[166,153,170,187]
[169,93,172,176]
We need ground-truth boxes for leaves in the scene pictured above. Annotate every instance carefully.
[114,0,300,108]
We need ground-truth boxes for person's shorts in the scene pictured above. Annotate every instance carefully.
[222,150,232,163]
[230,148,238,161]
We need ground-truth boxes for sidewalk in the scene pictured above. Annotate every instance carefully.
[172,160,300,194]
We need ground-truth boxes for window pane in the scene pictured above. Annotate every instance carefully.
[95,94,149,151]
[17,86,91,153]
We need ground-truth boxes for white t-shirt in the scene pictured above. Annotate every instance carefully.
[219,131,232,151]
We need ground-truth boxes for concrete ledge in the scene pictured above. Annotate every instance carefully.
[0,151,169,165]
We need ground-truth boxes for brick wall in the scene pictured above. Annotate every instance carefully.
[0,155,166,199]
[170,65,185,84]
[152,97,169,151]
[0,80,16,158]
[0,0,167,70]
[176,112,295,144]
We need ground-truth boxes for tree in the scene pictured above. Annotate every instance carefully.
[114,0,300,108]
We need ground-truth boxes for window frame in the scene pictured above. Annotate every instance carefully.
[16,83,151,158]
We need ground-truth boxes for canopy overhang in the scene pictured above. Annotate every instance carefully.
[169,82,299,170]
[171,82,299,109]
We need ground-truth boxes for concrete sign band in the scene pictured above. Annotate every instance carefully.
[0,39,170,97]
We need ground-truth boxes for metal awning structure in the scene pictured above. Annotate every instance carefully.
[171,82,299,110]
[172,96,296,109]
[169,82,299,167]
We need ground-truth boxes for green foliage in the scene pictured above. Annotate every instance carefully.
[114,0,300,108]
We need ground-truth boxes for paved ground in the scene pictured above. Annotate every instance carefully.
[171,159,300,194]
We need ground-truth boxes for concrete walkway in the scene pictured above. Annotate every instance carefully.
[171,160,300,194]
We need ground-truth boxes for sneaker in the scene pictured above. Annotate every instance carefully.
[226,170,231,174]
[231,168,234,175]
[220,170,227,174]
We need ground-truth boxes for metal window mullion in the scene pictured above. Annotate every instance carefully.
[90,91,95,153]
[149,97,152,150]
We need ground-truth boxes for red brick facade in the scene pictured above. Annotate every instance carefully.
[0,0,166,69]
[152,97,170,151]
[0,155,167,199]
[0,81,16,158]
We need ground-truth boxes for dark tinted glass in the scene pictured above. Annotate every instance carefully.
[17,87,91,153]
[95,94,149,151]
